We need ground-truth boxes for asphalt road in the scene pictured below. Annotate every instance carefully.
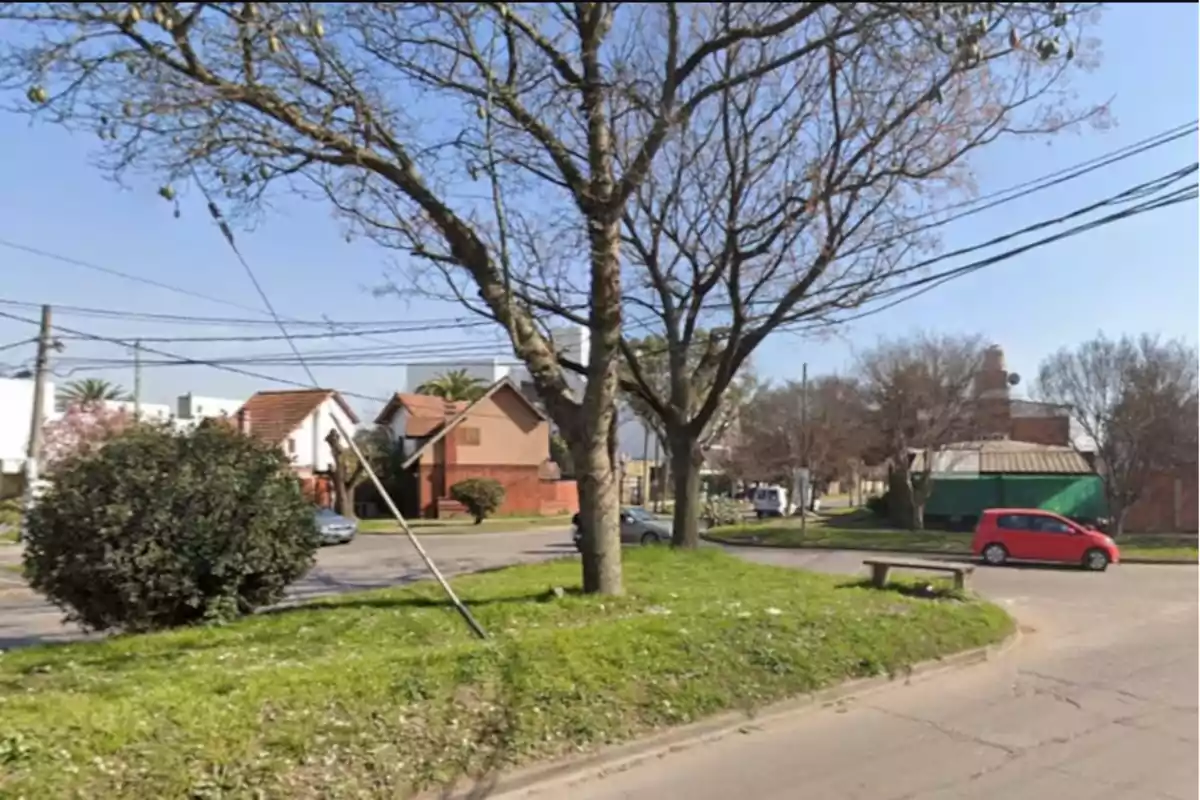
[0,527,575,649]
[530,547,1200,800]
[1,530,1195,800]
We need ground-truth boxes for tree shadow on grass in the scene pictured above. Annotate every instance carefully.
[836,578,968,602]
[282,585,587,616]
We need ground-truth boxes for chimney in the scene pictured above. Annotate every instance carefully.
[236,408,251,434]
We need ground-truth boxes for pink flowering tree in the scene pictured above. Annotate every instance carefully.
[42,403,138,469]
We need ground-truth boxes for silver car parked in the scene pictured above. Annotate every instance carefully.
[314,507,357,545]
[572,506,671,550]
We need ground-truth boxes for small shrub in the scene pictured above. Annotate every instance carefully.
[450,478,506,524]
[865,493,889,518]
[702,496,744,527]
[22,423,319,633]
[0,497,20,528]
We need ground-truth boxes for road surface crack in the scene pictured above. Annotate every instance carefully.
[862,705,1022,758]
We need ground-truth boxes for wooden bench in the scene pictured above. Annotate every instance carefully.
[863,557,975,592]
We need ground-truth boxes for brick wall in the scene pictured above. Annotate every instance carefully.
[418,463,579,518]
[1124,465,1199,533]
[1010,416,1071,447]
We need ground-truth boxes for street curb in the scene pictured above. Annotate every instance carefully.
[453,628,1022,800]
[700,533,1198,567]
[360,526,569,538]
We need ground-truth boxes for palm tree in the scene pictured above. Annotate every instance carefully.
[58,378,128,406]
[414,369,488,402]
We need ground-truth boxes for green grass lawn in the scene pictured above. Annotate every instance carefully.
[710,512,1198,562]
[357,513,573,535]
[0,548,1012,798]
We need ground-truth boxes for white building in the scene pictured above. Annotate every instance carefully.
[406,357,519,394]
[236,389,360,474]
[0,379,247,497]
[405,324,590,401]
[176,393,246,421]
[0,377,56,493]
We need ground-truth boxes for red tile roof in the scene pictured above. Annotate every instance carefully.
[374,393,468,436]
[237,390,358,444]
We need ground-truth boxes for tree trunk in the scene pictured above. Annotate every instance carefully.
[323,430,354,517]
[887,466,916,529]
[571,427,623,595]
[669,431,704,549]
[909,497,925,531]
[1113,505,1129,538]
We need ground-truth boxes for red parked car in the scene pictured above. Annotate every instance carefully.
[972,508,1120,571]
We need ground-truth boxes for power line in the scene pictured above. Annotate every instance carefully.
[795,182,1198,332]
[0,337,35,354]
[618,163,1197,357]
[5,120,1192,340]
[0,240,484,352]
[0,308,394,405]
[54,324,503,344]
[0,297,486,330]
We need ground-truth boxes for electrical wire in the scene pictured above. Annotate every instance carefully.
[0,308,395,405]
[0,297,487,330]
[4,119,1193,340]
[613,163,1198,357]
[0,337,35,354]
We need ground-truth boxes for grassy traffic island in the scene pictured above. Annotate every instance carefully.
[708,509,1199,563]
[0,548,1011,798]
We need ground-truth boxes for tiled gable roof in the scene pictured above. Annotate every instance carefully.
[237,389,358,444]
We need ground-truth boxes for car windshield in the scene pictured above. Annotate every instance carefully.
[315,509,342,520]
[623,507,653,521]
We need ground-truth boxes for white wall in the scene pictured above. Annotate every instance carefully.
[177,394,244,420]
[0,378,57,474]
[285,397,358,472]
[102,399,174,423]
[402,324,590,400]
[406,359,515,393]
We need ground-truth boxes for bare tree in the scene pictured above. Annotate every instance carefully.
[496,3,1105,546]
[1037,334,1198,536]
[729,376,868,496]
[324,427,392,520]
[0,4,875,594]
[857,333,986,530]
[621,331,757,468]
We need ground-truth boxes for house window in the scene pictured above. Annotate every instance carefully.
[459,426,481,446]
[287,438,296,455]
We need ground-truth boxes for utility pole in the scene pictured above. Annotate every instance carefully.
[799,362,808,535]
[651,432,661,513]
[133,339,142,419]
[640,424,650,507]
[22,305,52,516]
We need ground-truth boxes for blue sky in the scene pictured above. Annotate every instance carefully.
[1,3,1196,447]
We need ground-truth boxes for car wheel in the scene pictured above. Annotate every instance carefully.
[982,543,1008,566]
[755,510,764,520]
[640,532,661,546]
[1083,548,1110,572]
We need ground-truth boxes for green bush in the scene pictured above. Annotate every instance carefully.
[450,478,506,524]
[22,423,319,633]
[0,497,21,528]
[702,495,744,527]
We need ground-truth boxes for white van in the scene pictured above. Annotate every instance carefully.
[752,485,789,518]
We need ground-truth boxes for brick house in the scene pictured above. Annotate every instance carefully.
[374,378,577,518]
[973,345,1071,446]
